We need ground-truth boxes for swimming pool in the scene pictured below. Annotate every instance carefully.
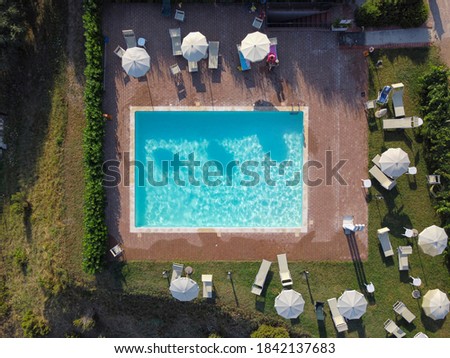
[131,107,306,231]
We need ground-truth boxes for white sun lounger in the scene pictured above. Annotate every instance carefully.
[208,41,219,69]
[398,246,413,271]
[169,28,182,56]
[391,83,405,118]
[327,298,348,333]
[277,254,293,287]
[369,165,397,190]
[171,263,184,282]
[393,301,416,323]
[383,116,423,129]
[377,227,394,257]
[251,259,272,295]
[202,274,213,298]
[384,319,406,338]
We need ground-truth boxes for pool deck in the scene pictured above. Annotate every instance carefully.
[102,3,369,261]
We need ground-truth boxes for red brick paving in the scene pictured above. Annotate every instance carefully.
[102,3,369,262]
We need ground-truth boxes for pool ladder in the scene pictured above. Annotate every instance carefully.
[291,103,301,113]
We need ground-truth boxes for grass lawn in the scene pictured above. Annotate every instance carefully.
[0,1,90,336]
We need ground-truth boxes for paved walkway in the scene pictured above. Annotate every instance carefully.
[102,3,369,262]
[364,28,432,46]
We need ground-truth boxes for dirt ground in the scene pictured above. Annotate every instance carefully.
[102,3,369,262]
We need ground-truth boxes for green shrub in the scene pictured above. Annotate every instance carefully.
[354,1,382,27]
[13,247,28,268]
[73,316,96,332]
[208,332,222,338]
[21,311,50,337]
[355,0,428,28]
[418,66,450,231]
[81,0,108,274]
[10,191,30,215]
[250,324,290,338]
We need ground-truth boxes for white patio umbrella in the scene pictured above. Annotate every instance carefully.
[240,31,270,62]
[169,277,199,302]
[337,290,368,319]
[418,225,448,257]
[422,289,450,320]
[274,289,305,319]
[122,47,150,78]
[181,32,208,62]
[379,148,410,178]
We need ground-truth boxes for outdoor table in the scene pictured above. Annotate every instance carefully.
[412,290,421,299]
[185,266,193,276]
[412,229,419,237]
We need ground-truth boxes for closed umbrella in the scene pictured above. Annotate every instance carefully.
[170,277,199,301]
[274,289,305,319]
[418,225,448,257]
[181,32,208,62]
[422,289,450,320]
[240,31,270,62]
[379,148,410,178]
[122,47,150,78]
[337,290,368,319]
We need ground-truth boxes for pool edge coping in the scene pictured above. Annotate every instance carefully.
[129,105,309,235]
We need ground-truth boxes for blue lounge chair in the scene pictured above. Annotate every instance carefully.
[376,85,392,105]
[237,44,251,72]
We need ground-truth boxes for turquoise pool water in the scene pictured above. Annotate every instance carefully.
[134,110,304,228]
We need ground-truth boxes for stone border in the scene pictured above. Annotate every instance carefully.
[129,106,309,235]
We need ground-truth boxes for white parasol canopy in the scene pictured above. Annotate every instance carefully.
[169,277,199,301]
[337,290,368,319]
[274,289,305,319]
[418,225,448,257]
[379,148,410,178]
[122,47,150,78]
[422,289,450,320]
[240,31,270,62]
[181,32,208,62]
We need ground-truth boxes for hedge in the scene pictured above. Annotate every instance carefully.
[418,66,450,231]
[82,0,108,274]
[355,0,428,28]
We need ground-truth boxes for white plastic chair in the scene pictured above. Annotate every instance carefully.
[361,179,372,188]
[110,244,123,257]
[114,45,125,58]
[402,227,414,238]
[252,17,263,29]
[426,174,441,185]
[365,100,376,110]
[410,276,422,287]
[364,282,375,293]
[175,9,185,22]
[407,167,417,175]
